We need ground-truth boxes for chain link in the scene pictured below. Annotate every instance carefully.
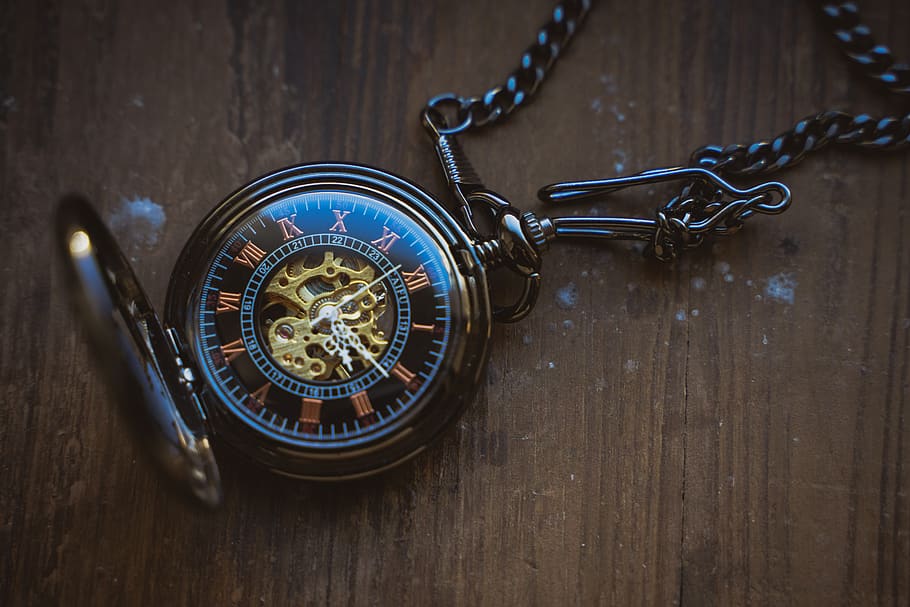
[426,0,592,134]
[820,1,910,95]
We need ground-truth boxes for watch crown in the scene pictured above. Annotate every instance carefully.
[520,211,555,252]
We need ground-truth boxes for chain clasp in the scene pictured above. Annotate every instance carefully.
[537,167,792,261]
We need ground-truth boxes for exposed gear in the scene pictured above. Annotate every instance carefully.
[260,251,389,381]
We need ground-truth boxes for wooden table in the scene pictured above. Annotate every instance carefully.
[2,0,908,604]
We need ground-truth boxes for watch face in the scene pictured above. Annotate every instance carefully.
[192,187,460,451]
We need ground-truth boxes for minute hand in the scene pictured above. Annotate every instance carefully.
[336,263,402,308]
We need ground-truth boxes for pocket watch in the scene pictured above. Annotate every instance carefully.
[56,1,909,506]
[57,163,493,506]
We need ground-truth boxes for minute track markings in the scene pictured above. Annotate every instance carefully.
[236,234,411,401]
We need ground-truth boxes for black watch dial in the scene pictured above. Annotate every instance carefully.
[193,189,455,449]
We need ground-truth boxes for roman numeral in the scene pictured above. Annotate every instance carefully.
[220,338,246,363]
[299,397,323,431]
[391,363,416,385]
[233,241,266,269]
[216,291,241,313]
[402,264,430,293]
[351,391,374,418]
[411,322,436,332]
[276,214,303,240]
[330,210,350,233]
[370,226,401,254]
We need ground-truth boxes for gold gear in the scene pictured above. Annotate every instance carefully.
[261,251,389,381]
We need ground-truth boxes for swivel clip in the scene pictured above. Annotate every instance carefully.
[423,98,545,322]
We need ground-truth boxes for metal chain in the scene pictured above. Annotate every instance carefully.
[690,2,909,178]
[428,0,910,291]
[425,0,592,134]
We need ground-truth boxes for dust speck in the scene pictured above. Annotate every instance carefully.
[691,309,700,317]
[716,261,731,274]
[624,359,639,373]
[762,334,769,345]
[130,95,144,108]
[562,319,575,330]
[547,361,555,369]
[599,73,617,93]
[108,196,166,248]
[613,149,627,174]
[724,273,734,283]
[609,104,625,122]
[691,276,706,290]
[522,334,533,345]
[675,309,687,321]
[555,282,579,310]
[765,272,797,305]
[591,97,603,113]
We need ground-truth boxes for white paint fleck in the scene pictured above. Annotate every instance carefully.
[724,273,734,283]
[762,334,769,345]
[570,473,575,481]
[691,309,700,317]
[599,73,617,93]
[591,97,603,113]
[130,95,144,108]
[609,104,626,122]
[624,359,640,373]
[547,361,556,369]
[555,282,579,310]
[765,272,797,305]
[108,196,166,248]
[691,276,707,291]
[675,309,687,321]
[613,149,627,174]
[746,279,753,287]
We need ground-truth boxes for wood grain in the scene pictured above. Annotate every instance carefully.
[1,0,909,604]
